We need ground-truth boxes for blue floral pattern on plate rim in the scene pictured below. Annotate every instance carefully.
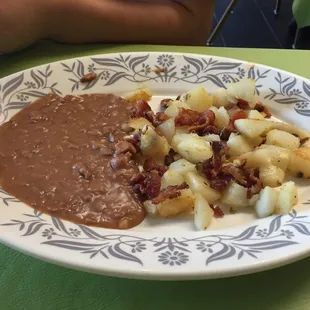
[0,52,310,279]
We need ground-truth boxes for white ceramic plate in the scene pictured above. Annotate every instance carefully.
[1,52,310,280]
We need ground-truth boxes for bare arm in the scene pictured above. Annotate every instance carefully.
[48,0,214,46]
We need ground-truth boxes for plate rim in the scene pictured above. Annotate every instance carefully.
[1,51,310,280]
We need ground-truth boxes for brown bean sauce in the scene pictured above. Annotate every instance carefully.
[0,93,145,229]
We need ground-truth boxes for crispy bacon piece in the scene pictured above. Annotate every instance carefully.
[247,169,262,198]
[254,103,272,118]
[230,109,248,123]
[143,158,168,177]
[188,110,216,133]
[124,132,141,152]
[226,109,248,133]
[175,108,218,135]
[80,72,97,83]
[131,100,152,118]
[131,171,161,200]
[212,141,228,154]
[210,204,225,218]
[225,103,237,110]
[202,125,221,136]
[151,183,189,205]
[164,149,180,166]
[209,176,232,192]
[237,99,250,110]
[153,112,169,126]
[175,108,201,126]
[220,127,234,141]
[160,99,173,109]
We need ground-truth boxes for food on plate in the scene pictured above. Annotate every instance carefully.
[127,79,309,230]
[0,78,309,231]
[0,94,146,229]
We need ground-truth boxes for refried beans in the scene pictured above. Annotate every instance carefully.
[0,93,146,229]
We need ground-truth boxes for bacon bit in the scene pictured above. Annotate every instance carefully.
[210,204,225,218]
[225,103,237,110]
[226,110,248,133]
[124,133,141,152]
[212,141,228,154]
[300,137,310,145]
[254,103,272,118]
[237,99,250,110]
[201,125,221,136]
[174,109,217,134]
[131,171,161,200]
[209,176,232,191]
[230,109,248,124]
[220,127,234,141]
[80,72,97,83]
[131,100,152,118]
[155,112,169,125]
[221,164,247,187]
[247,169,262,198]
[175,108,201,126]
[260,136,267,146]
[143,158,168,177]
[152,67,166,73]
[160,99,173,109]
[165,149,180,166]
[151,183,188,205]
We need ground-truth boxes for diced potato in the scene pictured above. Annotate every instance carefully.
[169,159,196,175]
[194,194,214,230]
[266,129,300,149]
[226,78,256,105]
[171,133,191,150]
[209,106,218,114]
[275,181,298,214]
[140,125,170,158]
[176,134,213,164]
[161,170,185,190]
[215,106,230,128]
[143,188,194,217]
[255,186,278,218]
[129,117,154,131]
[271,122,310,139]
[245,136,263,148]
[180,87,213,112]
[157,118,175,142]
[184,172,221,204]
[248,110,264,120]
[288,147,310,178]
[221,182,249,208]
[124,88,152,103]
[203,134,221,142]
[240,145,291,171]
[164,101,191,118]
[212,88,232,108]
[227,134,252,156]
[259,165,285,187]
[235,119,273,139]
[248,194,259,207]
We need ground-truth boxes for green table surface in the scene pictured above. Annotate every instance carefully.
[1,43,310,310]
